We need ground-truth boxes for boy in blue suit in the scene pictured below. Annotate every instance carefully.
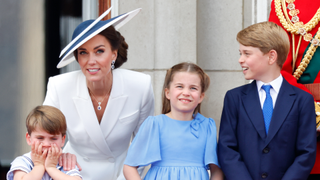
[218,21,317,180]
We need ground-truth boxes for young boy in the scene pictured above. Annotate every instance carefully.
[218,21,317,180]
[7,105,82,180]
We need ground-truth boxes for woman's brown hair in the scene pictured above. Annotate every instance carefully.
[73,25,128,69]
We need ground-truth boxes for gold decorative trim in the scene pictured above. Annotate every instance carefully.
[275,0,320,34]
[293,28,320,80]
[275,0,320,130]
[275,0,320,80]
[315,102,320,130]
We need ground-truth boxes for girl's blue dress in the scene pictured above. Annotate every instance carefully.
[124,113,219,180]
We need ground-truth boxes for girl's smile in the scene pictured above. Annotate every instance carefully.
[165,72,204,120]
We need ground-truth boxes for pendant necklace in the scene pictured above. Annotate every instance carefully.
[89,89,110,111]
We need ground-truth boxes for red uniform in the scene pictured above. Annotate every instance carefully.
[269,0,320,174]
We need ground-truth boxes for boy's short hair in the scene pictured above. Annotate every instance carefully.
[26,105,67,136]
[237,21,290,68]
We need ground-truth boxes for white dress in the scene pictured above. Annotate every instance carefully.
[43,69,154,180]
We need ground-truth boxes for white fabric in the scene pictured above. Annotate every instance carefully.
[6,152,82,180]
[43,69,155,180]
[257,75,283,108]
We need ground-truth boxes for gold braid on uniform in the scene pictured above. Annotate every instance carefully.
[275,0,320,34]
[293,30,320,80]
[316,102,320,130]
[275,0,320,129]
[275,0,320,79]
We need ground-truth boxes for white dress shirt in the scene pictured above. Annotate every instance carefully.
[256,75,283,109]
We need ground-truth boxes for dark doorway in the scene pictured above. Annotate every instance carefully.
[0,1,82,179]
[44,0,82,83]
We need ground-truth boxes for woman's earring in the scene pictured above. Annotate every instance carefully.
[111,60,115,70]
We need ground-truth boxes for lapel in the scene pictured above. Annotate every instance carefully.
[72,72,113,157]
[264,79,296,146]
[100,70,128,138]
[242,80,266,139]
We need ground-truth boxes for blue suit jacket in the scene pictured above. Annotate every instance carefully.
[218,79,317,180]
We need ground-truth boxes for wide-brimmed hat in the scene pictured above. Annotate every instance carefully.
[57,7,141,68]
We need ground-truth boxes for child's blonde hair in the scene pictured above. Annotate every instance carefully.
[162,62,210,115]
[237,21,290,68]
[26,105,67,136]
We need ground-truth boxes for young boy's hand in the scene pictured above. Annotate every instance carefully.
[45,144,62,169]
[30,141,47,167]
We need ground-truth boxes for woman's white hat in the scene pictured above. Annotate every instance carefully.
[57,7,141,68]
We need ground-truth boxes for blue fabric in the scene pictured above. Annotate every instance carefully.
[262,85,273,135]
[124,113,219,180]
[218,80,317,180]
[61,13,125,60]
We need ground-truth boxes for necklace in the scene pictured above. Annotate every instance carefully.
[275,0,320,79]
[89,89,110,111]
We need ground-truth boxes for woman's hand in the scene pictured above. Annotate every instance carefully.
[45,144,62,169]
[30,141,47,168]
[58,152,82,171]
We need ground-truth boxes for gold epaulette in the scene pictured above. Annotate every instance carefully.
[315,102,320,130]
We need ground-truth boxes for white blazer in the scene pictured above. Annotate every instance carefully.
[43,69,154,180]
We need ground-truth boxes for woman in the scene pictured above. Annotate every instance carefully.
[43,8,154,179]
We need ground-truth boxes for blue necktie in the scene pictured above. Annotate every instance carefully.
[262,85,273,135]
